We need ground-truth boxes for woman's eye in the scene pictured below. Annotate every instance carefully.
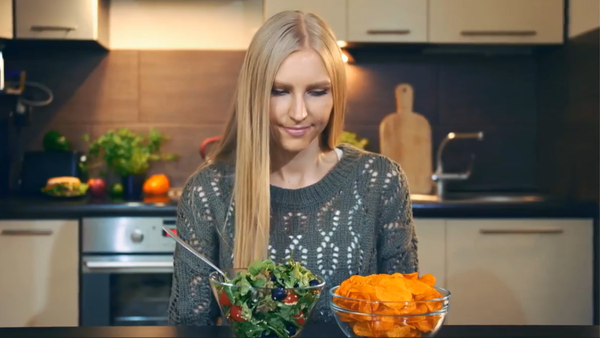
[309,90,328,97]
[271,89,287,96]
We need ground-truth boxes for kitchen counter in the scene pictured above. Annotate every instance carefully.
[0,192,597,220]
[0,324,598,338]
[0,195,178,219]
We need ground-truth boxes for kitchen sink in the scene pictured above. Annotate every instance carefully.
[410,193,547,204]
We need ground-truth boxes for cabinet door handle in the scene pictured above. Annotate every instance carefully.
[30,25,77,32]
[367,29,411,35]
[480,228,563,235]
[461,30,537,37]
[1,229,53,236]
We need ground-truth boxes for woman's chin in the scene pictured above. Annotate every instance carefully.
[274,138,314,154]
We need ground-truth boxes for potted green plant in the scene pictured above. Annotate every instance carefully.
[82,128,178,198]
[338,131,369,150]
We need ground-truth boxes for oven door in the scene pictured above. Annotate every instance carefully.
[81,254,173,326]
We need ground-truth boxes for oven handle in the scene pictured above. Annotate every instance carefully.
[82,255,174,273]
[84,261,173,269]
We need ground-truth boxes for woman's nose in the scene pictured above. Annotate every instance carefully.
[289,95,308,122]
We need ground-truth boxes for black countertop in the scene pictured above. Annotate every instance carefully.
[0,192,597,220]
[0,195,178,219]
[0,324,598,337]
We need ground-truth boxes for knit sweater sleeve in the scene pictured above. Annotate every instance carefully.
[168,170,221,326]
[375,158,419,275]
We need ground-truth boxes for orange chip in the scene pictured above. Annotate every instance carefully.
[387,325,422,338]
[415,288,443,312]
[418,273,436,287]
[370,316,395,332]
[402,272,419,280]
[336,312,354,323]
[375,286,412,303]
[352,321,374,336]
[403,279,431,296]
[413,314,443,333]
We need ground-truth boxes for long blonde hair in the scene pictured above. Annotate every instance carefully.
[202,11,347,268]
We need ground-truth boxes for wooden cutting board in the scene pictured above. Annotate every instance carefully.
[379,83,433,194]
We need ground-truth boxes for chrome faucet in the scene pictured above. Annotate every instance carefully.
[432,132,484,199]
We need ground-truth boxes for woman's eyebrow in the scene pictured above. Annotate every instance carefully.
[272,80,332,90]
[307,81,331,90]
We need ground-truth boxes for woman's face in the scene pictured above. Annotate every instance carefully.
[269,48,333,154]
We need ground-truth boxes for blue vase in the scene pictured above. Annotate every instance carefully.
[121,174,145,199]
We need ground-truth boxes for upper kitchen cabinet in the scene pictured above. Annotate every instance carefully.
[0,0,13,39]
[15,0,109,48]
[429,0,565,44]
[348,0,427,43]
[263,0,347,41]
[568,0,600,39]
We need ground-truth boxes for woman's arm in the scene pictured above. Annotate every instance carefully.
[376,159,419,274]
[168,174,221,326]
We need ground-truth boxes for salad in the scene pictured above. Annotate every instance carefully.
[211,259,324,338]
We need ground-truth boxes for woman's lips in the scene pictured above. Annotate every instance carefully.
[283,126,311,137]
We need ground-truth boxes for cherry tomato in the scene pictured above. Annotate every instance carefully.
[293,312,305,325]
[282,293,299,305]
[219,291,232,306]
[229,305,245,322]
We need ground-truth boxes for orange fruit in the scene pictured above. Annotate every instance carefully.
[143,174,170,196]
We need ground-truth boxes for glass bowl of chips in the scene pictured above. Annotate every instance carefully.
[328,273,451,338]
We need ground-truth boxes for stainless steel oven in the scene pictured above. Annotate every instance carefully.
[80,217,176,326]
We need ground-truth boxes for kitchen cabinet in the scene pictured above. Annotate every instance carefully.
[263,0,347,41]
[444,219,594,325]
[348,0,427,43]
[0,0,12,39]
[568,0,600,38]
[413,219,446,287]
[264,0,565,45]
[0,220,79,327]
[15,0,109,47]
[429,0,564,44]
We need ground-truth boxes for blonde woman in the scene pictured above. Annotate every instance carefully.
[168,11,418,326]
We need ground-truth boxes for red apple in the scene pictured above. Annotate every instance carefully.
[87,178,106,197]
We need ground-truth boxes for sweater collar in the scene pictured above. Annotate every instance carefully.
[269,144,364,207]
[212,144,366,207]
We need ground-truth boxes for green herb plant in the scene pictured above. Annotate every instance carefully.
[43,130,72,152]
[82,128,179,177]
[338,131,369,150]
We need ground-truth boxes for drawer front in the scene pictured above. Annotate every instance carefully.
[429,0,564,44]
[348,0,427,42]
[16,0,97,40]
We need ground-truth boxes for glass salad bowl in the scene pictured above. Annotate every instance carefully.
[209,262,326,338]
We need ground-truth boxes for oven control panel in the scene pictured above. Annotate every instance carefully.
[82,217,178,254]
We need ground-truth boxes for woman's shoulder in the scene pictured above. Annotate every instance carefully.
[339,144,404,175]
[337,144,408,195]
[180,162,234,199]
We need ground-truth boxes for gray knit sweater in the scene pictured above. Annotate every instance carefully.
[168,144,419,326]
